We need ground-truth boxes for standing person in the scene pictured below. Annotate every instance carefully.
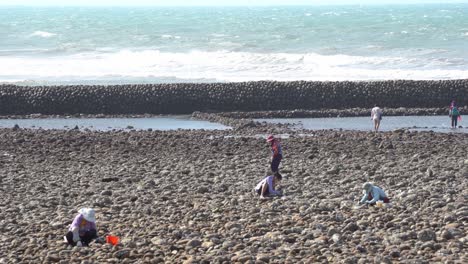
[254,172,282,198]
[450,100,456,110]
[267,135,282,173]
[449,105,461,128]
[371,104,383,132]
[64,208,98,247]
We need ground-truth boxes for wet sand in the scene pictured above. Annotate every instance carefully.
[0,126,466,263]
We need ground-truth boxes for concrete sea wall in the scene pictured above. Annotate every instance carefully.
[0,80,466,115]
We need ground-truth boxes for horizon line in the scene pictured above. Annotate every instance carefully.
[1,2,466,7]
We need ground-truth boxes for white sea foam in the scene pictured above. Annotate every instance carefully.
[321,12,341,16]
[211,33,229,37]
[30,31,57,38]
[161,34,180,39]
[1,50,467,83]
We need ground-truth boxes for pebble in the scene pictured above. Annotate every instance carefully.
[343,222,359,233]
[186,239,201,248]
[418,229,436,242]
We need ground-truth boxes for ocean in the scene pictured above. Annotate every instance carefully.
[1,4,468,85]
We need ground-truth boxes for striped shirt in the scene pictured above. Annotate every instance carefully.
[271,140,283,157]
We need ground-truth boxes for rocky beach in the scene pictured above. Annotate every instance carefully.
[0,124,466,263]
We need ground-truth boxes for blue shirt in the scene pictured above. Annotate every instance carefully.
[360,185,387,204]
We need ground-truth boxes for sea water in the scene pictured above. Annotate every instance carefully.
[1,116,464,133]
[0,116,230,131]
[1,4,468,85]
[255,115,468,133]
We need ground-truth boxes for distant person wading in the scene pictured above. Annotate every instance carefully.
[371,105,383,132]
[449,101,461,128]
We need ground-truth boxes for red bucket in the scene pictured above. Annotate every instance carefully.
[106,235,119,246]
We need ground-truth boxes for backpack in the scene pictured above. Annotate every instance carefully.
[452,107,460,116]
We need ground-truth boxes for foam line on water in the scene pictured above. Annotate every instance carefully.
[1,50,468,83]
[30,31,57,38]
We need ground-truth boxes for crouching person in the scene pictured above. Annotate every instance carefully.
[359,182,390,206]
[65,208,98,247]
[255,172,282,198]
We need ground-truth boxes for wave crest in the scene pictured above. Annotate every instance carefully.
[1,49,467,83]
[30,31,57,38]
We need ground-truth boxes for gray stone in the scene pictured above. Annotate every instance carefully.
[418,229,436,242]
[343,222,359,233]
[113,250,130,259]
[186,239,202,248]
[101,190,112,196]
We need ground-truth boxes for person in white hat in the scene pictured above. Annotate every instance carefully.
[359,182,390,206]
[64,208,97,247]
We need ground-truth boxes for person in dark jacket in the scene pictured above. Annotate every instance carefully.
[267,135,283,173]
[449,105,461,128]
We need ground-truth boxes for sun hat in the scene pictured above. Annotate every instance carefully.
[362,182,373,192]
[266,135,275,142]
[78,208,96,223]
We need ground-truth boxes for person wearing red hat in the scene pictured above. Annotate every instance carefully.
[267,135,282,173]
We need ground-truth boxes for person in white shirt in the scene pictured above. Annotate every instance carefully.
[254,172,282,198]
[370,104,383,132]
[359,182,390,206]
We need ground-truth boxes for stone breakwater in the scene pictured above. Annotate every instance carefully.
[213,107,465,119]
[0,128,466,263]
[1,80,467,115]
